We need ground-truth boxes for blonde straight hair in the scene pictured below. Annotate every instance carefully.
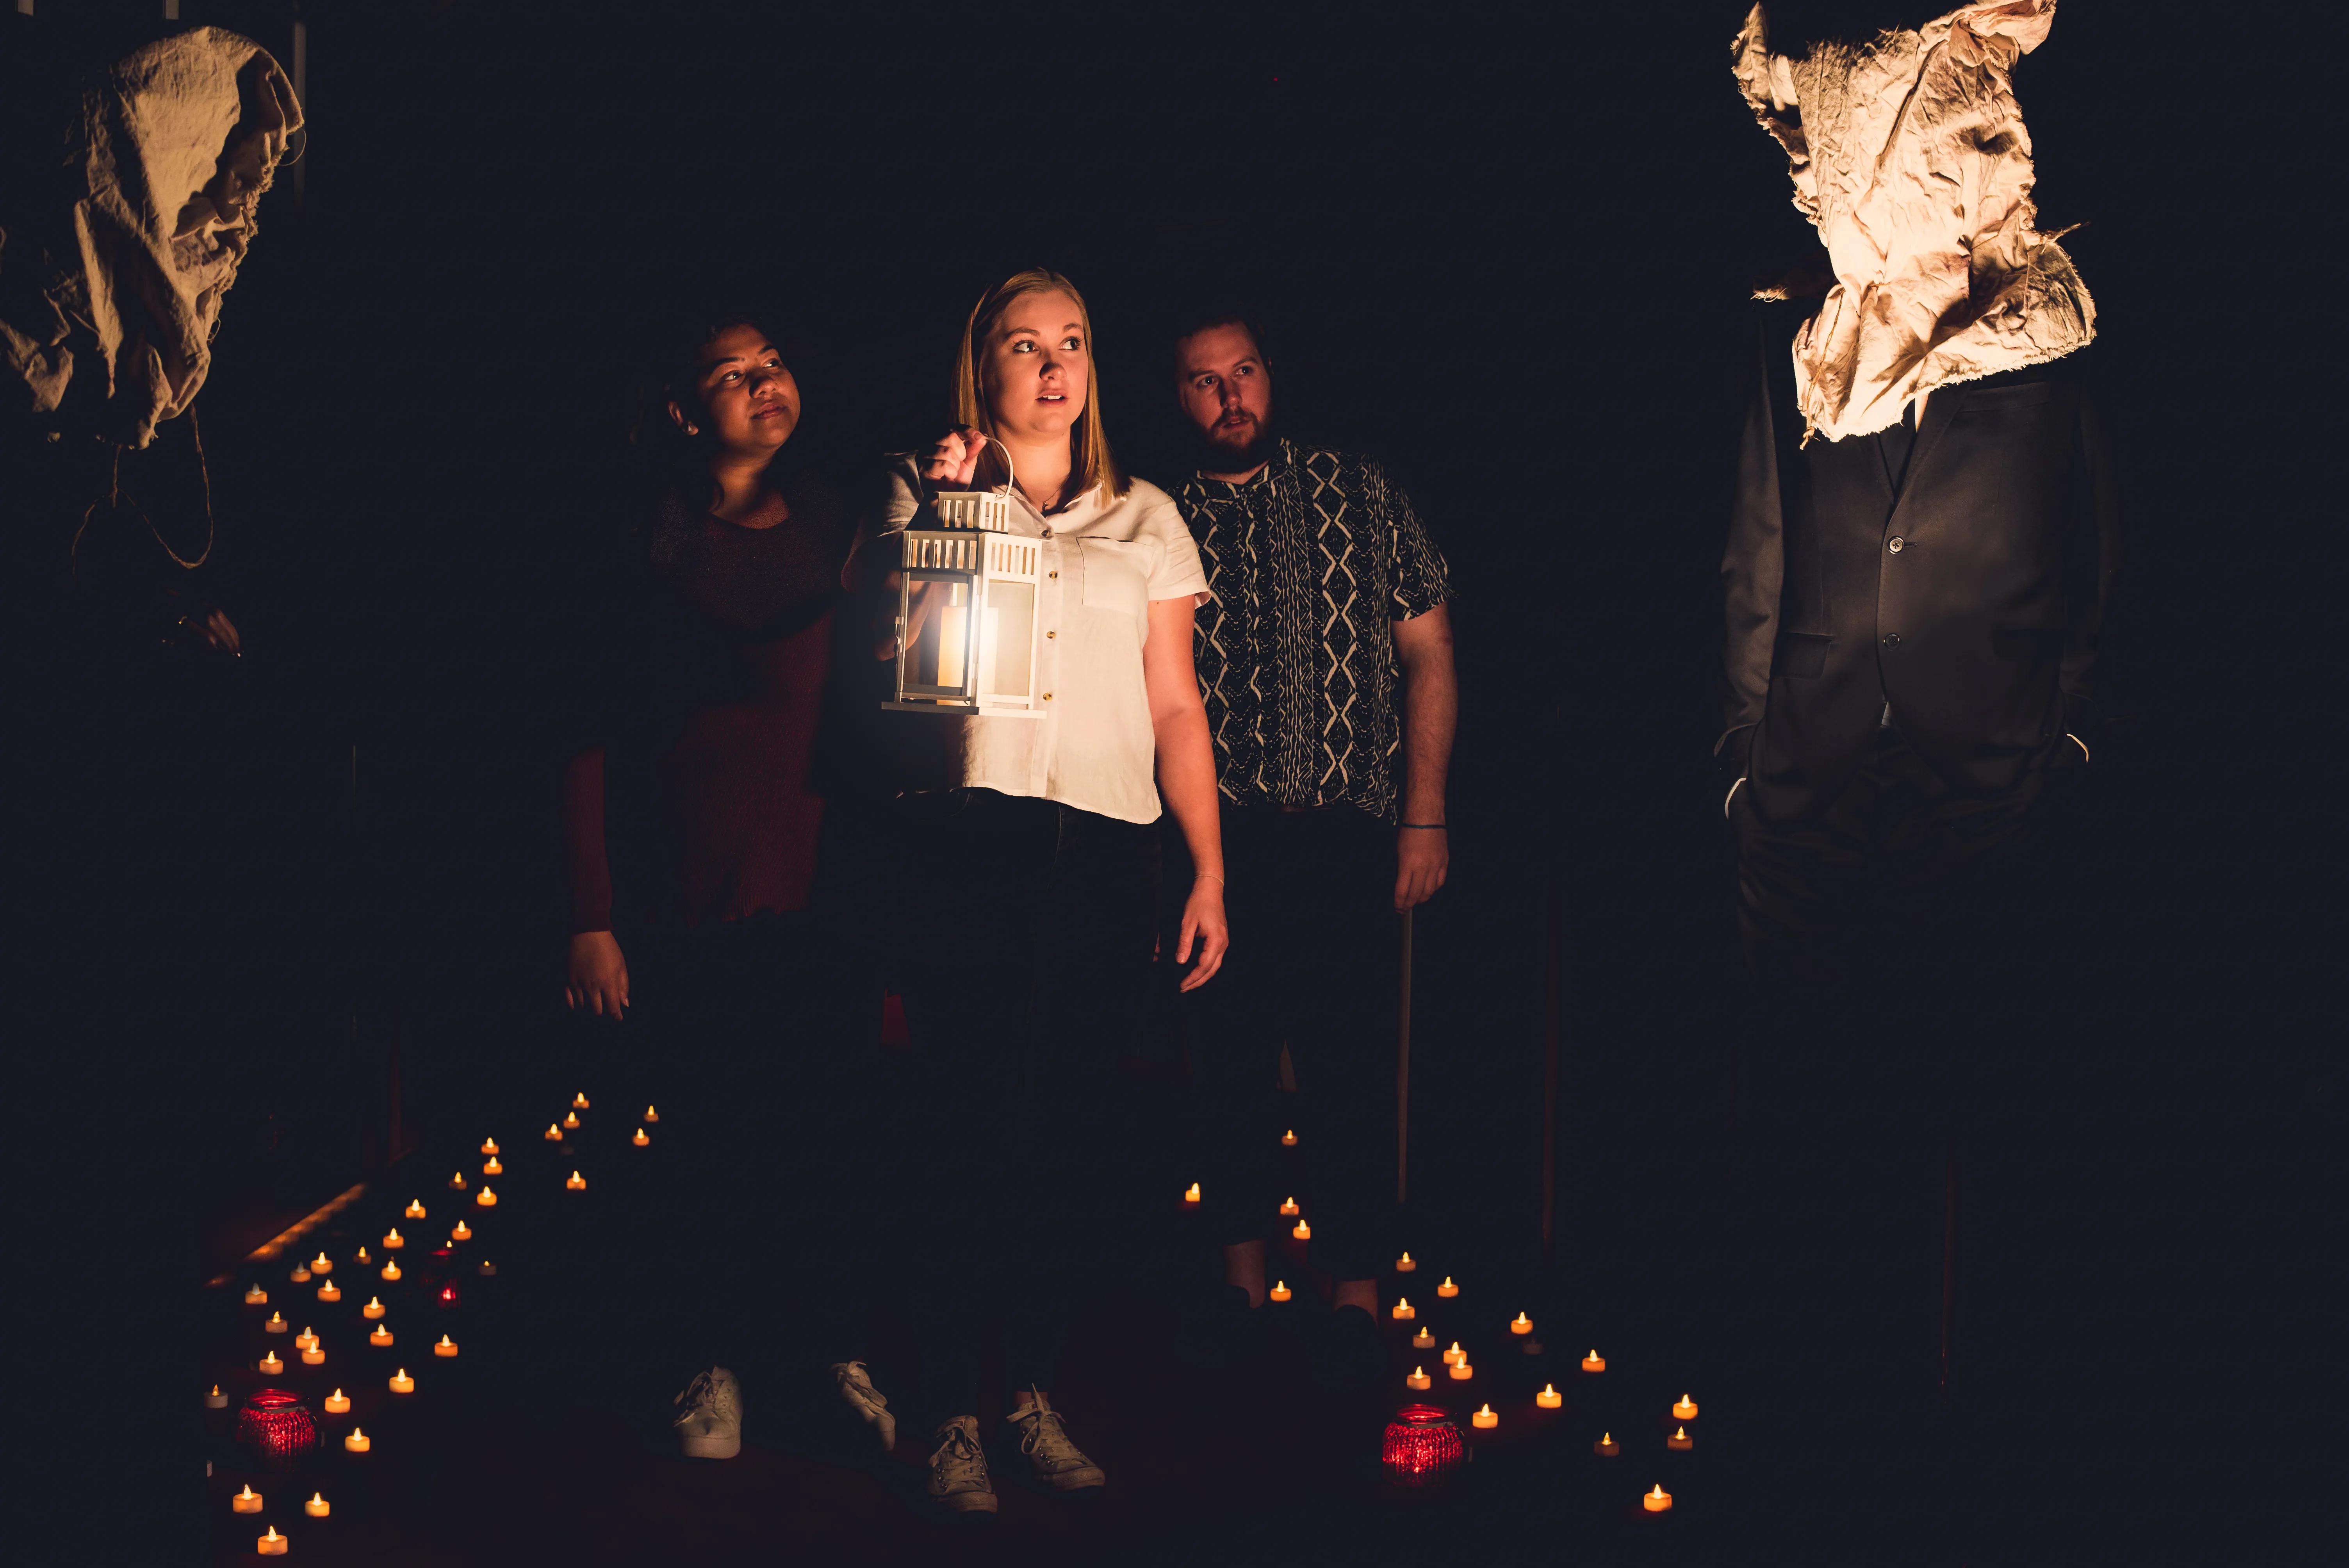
[952,268,1130,501]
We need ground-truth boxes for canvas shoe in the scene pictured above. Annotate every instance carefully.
[672,1366,742,1459]
[829,1360,896,1452]
[927,1415,998,1513]
[1006,1390,1105,1491]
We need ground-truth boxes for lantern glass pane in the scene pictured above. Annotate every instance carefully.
[904,575,976,697]
[982,579,1034,698]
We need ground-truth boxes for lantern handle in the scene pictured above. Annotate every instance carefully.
[972,431,1016,500]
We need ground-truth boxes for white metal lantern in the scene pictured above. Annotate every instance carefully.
[885,437,1045,718]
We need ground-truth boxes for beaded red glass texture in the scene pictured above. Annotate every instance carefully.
[236,1389,320,1463]
[1381,1405,1464,1479]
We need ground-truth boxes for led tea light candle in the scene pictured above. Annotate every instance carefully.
[305,1493,330,1518]
[545,1124,562,1142]
[361,1297,385,1321]
[1278,1197,1299,1217]
[1268,1281,1291,1302]
[389,1369,414,1394]
[1292,1219,1311,1240]
[450,1221,471,1242]
[476,1187,498,1207]
[232,1485,262,1514]
[478,1260,497,1276]
[291,1265,310,1283]
[1443,1342,1465,1367]
[205,1385,229,1409]
[481,1138,499,1156]
[353,1248,370,1266]
[310,1253,332,1274]
[563,1112,580,1130]
[258,1349,284,1375]
[1672,1394,1698,1421]
[433,1335,459,1358]
[1472,1405,1498,1430]
[265,1312,288,1334]
[1643,1484,1672,1513]
[315,1279,340,1303]
[633,1128,649,1147]
[302,1343,324,1367]
[368,1324,392,1347]
[1510,1313,1533,1336]
[257,1525,288,1556]
[1436,1277,1459,1298]
[574,1092,590,1109]
[323,1390,350,1414]
[1392,1298,1416,1321]
[380,1258,401,1282]
[1411,1327,1435,1351]
[1180,1183,1200,1209]
[1395,1252,1416,1272]
[449,1171,467,1190]
[566,1171,586,1191]
[1448,1360,1474,1381]
[1594,1432,1620,1457]
[246,1285,269,1306]
[1581,1349,1606,1373]
[1536,1384,1563,1409]
[644,1106,658,1123]
[404,1199,426,1220]
[298,1322,321,1348]
[1668,1426,1693,1452]
[1280,1129,1296,1146]
[483,1157,503,1176]
[383,1229,403,1250]
[1407,1367,1432,1391]
[344,1428,370,1453]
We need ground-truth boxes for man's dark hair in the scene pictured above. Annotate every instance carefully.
[1169,304,1273,373]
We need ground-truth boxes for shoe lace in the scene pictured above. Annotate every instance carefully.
[673,1369,737,1426]
[932,1422,987,1482]
[835,1360,886,1406]
[1012,1394,1081,1463]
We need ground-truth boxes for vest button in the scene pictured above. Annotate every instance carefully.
[1887,536,1905,553]
[1882,633,1902,647]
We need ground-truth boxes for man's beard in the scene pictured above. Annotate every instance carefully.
[1196,412,1276,475]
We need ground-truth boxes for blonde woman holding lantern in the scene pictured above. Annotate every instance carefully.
[851,268,1227,1513]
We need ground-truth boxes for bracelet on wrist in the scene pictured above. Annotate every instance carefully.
[1399,822,1447,830]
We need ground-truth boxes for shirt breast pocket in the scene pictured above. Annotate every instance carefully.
[1079,538,1151,616]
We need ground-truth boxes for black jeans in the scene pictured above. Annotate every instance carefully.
[891,788,1158,1414]
[1178,802,1399,1285]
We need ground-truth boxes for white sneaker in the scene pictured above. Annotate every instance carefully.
[829,1360,896,1452]
[1006,1390,1104,1491]
[927,1415,997,1513]
[672,1366,742,1459]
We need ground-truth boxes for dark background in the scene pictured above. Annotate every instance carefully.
[12,0,2324,1556]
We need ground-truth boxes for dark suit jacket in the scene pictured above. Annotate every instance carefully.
[1720,306,2121,821]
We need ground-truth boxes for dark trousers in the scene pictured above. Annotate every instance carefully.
[1180,802,1399,1284]
[891,788,1158,1415]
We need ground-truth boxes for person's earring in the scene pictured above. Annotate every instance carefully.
[684,425,699,436]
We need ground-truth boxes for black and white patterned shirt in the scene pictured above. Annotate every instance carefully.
[1174,438,1451,821]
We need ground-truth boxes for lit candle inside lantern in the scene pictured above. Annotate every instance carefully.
[265,1313,288,1334]
[478,1260,497,1276]
[563,1112,580,1130]
[483,1157,503,1176]
[1406,1367,1432,1390]
[291,1265,310,1283]
[383,1229,404,1250]
[302,1343,324,1367]
[1278,1197,1299,1217]
[633,1128,649,1147]
[1511,1313,1533,1336]
[380,1259,401,1282]
[476,1188,497,1207]
[259,1349,284,1374]
[1268,1281,1291,1302]
[1392,1298,1416,1321]
[574,1092,589,1109]
[1668,1426,1692,1451]
[433,1335,459,1358]
[1643,1484,1672,1513]
[361,1297,385,1321]
[344,1428,370,1452]
[323,1389,350,1414]
[1536,1384,1563,1409]
[481,1138,499,1156]
[1594,1432,1620,1456]
[644,1106,658,1123]
[1292,1219,1311,1240]
[1436,1277,1459,1298]
[245,1285,268,1306]
[450,1221,471,1242]
[449,1171,467,1190]
[305,1493,330,1518]
[1581,1349,1605,1373]
[1472,1405,1498,1429]
[1443,1342,1465,1367]
[1395,1252,1416,1272]
[1448,1360,1473,1381]
[310,1253,332,1274]
[369,1324,392,1347]
[205,1385,229,1409]
[404,1199,426,1219]
[566,1171,586,1191]
[1672,1394,1698,1421]
[232,1484,262,1514]
[545,1124,562,1142]
[1280,1129,1296,1146]
[389,1368,415,1394]
[257,1525,288,1556]
[316,1279,340,1303]
[1411,1327,1435,1350]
